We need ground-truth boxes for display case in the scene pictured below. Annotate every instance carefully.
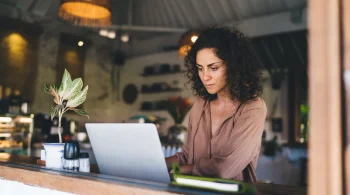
[0,114,33,155]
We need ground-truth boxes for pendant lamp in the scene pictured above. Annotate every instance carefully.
[59,0,112,27]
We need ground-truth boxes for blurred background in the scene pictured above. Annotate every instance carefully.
[0,0,308,187]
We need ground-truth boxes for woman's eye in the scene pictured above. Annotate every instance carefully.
[197,67,203,71]
[211,67,218,71]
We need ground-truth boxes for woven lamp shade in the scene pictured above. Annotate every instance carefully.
[59,0,112,27]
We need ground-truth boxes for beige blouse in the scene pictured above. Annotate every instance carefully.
[175,97,267,182]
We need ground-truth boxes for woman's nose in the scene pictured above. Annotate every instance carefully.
[203,70,211,80]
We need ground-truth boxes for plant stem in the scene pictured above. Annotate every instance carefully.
[58,109,63,143]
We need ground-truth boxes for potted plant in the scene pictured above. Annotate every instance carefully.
[43,69,89,168]
[166,96,192,145]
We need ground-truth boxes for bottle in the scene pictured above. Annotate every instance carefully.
[63,141,80,171]
[8,89,22,114]
[79,152,90,173]
[0,87,11,114]
[21,99,29,115]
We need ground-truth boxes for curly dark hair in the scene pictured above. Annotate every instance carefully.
[184,25,263,103]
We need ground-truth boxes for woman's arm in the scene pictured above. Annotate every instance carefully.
[165,108,194,172]
[192,108,266,179]
[165,155,178,171]
[165,99,204,174]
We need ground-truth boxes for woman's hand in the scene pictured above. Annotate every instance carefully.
[165,155,178,171]
[170,164,194,175]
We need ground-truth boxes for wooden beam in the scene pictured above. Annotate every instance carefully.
[287,67,301,144]
[308,0,342,195]
[342,0,350,193]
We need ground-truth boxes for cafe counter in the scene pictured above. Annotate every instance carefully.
[0,153,306,195]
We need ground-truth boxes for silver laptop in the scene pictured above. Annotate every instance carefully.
[85,123,171,183]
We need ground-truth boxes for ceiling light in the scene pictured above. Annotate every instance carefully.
[107,31,116,39]
[191,35,198,43]
[99,29,108,36]
[58,0,112,27]
[121,33,129,43]
[78,41,84,46]
[178,29,200,59]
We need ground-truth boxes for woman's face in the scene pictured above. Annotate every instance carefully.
[196,48,227,95]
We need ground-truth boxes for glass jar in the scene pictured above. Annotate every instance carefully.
[79,152,90,173]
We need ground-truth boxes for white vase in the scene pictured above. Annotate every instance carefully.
[42,143,65,169]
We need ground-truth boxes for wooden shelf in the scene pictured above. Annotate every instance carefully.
[139,109,167,112]
[140,71,184,77]
[141,88,182,94]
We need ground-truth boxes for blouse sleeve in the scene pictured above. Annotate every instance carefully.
[175,108,193,165]
[192,108,266,179]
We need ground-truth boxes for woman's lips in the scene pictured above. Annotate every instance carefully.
[205,84,214,87]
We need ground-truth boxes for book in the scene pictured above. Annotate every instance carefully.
[171,163,256,194]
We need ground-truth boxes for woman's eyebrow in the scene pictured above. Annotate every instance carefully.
[196,62,220,67]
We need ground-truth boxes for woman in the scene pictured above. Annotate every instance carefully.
[165,26,267,182]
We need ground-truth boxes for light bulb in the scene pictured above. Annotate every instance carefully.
[78,41,84,46]
[108,31,116,39]
[121,33,129,43]
[191,35,198,43]
[99,29,108,36]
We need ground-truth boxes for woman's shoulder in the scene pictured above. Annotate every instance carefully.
[186,97,207,125]
[191,97,207,110]
[240,97,267,112]
[188,97,207,118]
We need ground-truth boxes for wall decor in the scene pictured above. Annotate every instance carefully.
[123,84,138,104]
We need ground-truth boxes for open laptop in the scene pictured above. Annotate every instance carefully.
[85,123,171,183]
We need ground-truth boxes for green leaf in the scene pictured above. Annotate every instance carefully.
[45,84,60,104]
[66,85,88,108]
[44,84,57,95]
[54,97,60,105]
[70,108,89,119]
[44,84,51,94]
[51,105,61,121]
[50,86,59,103]
[63,78,83,100]
[58,69,72,97]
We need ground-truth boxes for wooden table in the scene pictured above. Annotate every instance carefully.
[0,153,306,195]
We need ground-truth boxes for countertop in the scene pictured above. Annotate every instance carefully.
[0,153,306,195]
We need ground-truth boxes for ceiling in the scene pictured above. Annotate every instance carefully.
[0,0,309,80]
[252,30,308,72]
[0,0,307,40]
[112,0,306,28]
[0,0,308,62]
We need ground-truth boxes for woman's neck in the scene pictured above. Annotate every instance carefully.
[214,89,236,105]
